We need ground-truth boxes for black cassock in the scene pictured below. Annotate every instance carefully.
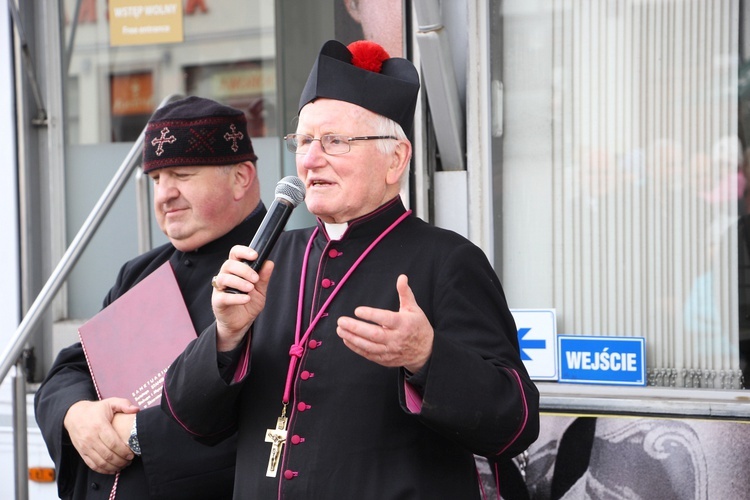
[164,197,539,499]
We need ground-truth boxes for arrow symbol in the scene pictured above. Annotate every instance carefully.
[517,327,546,361]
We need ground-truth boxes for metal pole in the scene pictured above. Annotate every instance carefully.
[135,168,153,254]
[12,360,28,500]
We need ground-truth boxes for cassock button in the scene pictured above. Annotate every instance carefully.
[308,339,321,349]
[284,470,298,480]
[90,482,99,490]
[291,434,304,445]
[297,402,311,412]
[328,249,342,258]
[321,278,334,288]
[300,370,314,380]
[184,259,192,266]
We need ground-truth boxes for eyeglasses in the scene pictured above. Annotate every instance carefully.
[284,134,398,156]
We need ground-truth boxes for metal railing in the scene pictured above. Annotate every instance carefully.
[0,94,182,500]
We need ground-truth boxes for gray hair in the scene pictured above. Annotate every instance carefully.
[370,114,409,156]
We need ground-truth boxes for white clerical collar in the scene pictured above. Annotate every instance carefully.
[324,222,348,240]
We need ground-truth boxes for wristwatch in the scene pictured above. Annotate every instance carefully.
[128,415,142,456]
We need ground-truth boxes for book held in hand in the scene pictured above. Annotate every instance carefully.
[79,261,196,409]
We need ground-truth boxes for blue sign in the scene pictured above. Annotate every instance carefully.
[558,335,646,386]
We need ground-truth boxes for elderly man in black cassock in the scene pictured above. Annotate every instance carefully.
[162,39,540,499]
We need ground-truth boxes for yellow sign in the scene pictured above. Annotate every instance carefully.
[109,0,184,47]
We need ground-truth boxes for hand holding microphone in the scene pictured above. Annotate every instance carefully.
[224,176,306,294]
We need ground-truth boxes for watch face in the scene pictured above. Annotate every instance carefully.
[129,434,142,455]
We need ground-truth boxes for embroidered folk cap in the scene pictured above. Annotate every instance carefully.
[298,40,421,135]
[142,96,258,173]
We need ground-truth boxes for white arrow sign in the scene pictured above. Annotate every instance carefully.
[511,309,558,380]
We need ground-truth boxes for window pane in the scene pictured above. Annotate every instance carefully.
[496,0,748,389]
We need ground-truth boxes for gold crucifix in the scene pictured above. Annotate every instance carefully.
[265,411,288,477]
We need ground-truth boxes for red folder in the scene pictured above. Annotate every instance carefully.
[78,261,196,409]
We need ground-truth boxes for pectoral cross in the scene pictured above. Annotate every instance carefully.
[265,411,288,477]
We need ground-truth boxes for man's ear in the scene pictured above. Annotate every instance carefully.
[233,161,257,199]
[386,141,411,186]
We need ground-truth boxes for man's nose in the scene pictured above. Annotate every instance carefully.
[301,139,327,169]
[154,179,179,202]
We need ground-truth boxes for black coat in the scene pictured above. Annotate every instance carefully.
[34,208,266,500]
[163,198,540,499]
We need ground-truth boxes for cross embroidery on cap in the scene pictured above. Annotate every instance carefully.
[224,124,244,152]
[152,127,177,156]
[187,127,217,153]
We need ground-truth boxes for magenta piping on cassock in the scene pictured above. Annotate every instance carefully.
[161,384,235,438]
[493,368,530,456]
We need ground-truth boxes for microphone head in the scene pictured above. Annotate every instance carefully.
[275,176,306,207]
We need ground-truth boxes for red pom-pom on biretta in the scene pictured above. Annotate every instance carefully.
[348,40,390,73]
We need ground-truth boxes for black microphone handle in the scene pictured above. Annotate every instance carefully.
[224,198,294,294]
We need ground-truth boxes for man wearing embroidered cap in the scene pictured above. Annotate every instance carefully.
[163,41,539,499]
[35,96,267,499]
